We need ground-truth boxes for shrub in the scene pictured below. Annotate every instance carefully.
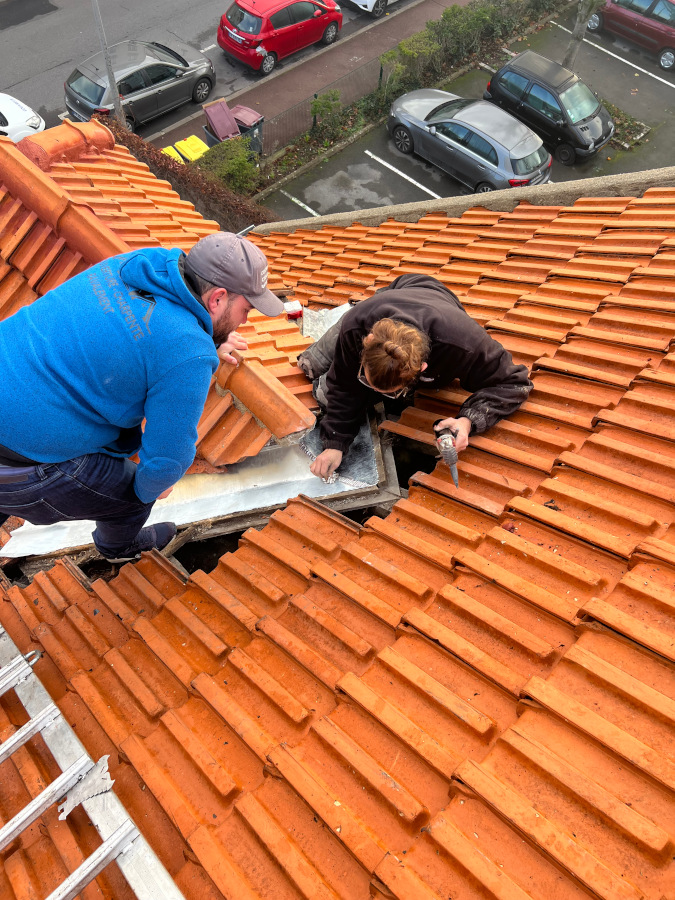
[311,89,344,143]
[192,136,260,195]
[381,0,568,99]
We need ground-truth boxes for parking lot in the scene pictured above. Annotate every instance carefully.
[0,0,418,138]
[262,10,675,219]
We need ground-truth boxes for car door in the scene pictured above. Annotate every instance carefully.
[456,129,501,189]
[519,82,565,145]
[492,69,530,114]
[418,121,470,177]
[117,69,157,124]
[267,6,295,58]
[640,0,675,50]
[287,1,324,52]
[144,63,190,116]
[604,0,654,45]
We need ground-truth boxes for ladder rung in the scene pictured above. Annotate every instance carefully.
[0,655,32,697]
[0,755,93,851]
[0,702,62,765]
[45,819,139,900]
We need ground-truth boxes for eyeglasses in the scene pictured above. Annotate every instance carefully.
[357,363,411,400]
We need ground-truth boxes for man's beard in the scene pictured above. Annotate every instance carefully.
[212,301,238,346]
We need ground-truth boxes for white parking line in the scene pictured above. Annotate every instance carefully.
[280,189,320,216]
[365,150,442,199]
[201,43,217,51]
[553,22,675,89]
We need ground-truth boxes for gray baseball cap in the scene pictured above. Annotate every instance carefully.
[186,232,284,316]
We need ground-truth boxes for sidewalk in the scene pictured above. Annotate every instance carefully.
[148,0,464,147]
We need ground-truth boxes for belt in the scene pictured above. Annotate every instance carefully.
[0,443,40,467]
[0,466,34,483]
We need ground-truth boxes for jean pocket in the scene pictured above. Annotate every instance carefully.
[0,498,75,526]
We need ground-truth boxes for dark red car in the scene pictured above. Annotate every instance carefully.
[588,0,675,70]
[217,0,342,75]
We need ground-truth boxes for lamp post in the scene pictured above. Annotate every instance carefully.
[90,0,126,128]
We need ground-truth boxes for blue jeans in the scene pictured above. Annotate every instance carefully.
[0,454,153,557]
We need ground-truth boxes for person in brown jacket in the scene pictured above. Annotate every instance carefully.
[298,273,533,480]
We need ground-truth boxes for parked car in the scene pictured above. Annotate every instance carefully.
[65,40,215,131]
[483,51,614,165]
[0,93,44,142]
[217,0,342,75]
[342,0,398,19]
[588,0,675,70]
[388,89,552,193]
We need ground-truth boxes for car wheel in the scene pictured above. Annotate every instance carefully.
[587,11,602,32]
[124,116,135,133]
[392,125,413,154]
[475,182,494,193]
[554,143,576,165]
[371,0,387,17]
[260,52,277,75]
[321,22,339,44]
[192,78,212,103]
[659,47,675,70]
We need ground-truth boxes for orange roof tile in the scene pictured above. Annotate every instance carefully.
[5,188,675,900]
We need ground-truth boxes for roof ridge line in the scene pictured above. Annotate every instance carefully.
[0,134,128,265]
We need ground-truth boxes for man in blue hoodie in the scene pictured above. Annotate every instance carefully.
[0,232,284,562]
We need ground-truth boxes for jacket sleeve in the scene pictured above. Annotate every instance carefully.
[455,333,532,434]
[133,356,214,503]
[319,326,369,453]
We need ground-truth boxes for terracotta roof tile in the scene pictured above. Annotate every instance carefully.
[7,189,675,899]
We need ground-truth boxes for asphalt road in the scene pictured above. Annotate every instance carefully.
[263,11,675,217]
[0,0,381,138]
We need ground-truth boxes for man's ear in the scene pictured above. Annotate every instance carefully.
[420,361,428,372]
[205,288,226,314]
[363,333,374,346]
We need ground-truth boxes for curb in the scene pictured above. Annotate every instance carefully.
[254,122,382,201]
[612,122,651,151]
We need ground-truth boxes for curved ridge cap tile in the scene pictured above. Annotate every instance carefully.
[217,355,315,439]
[17,119,114,172]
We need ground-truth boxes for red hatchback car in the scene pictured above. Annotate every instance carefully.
[588,0,675,70]
[217,0,342,75]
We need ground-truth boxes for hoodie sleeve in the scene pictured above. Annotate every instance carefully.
[133,356,215,503]
[319,325,370,453]
[454,332,533,434]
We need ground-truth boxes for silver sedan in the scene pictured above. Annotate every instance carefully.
[388,89,552,193]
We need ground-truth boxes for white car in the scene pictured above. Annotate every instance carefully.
[345,0,395,17]
[0,93,45,142]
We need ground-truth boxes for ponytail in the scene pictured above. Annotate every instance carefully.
[361,319,429,391]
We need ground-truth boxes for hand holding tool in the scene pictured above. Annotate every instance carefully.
[433,419,459,488]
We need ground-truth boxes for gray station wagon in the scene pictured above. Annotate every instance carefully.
[388,89,552,193]
[65,40,216,131]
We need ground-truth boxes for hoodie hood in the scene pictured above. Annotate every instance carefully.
[118,247,213,336]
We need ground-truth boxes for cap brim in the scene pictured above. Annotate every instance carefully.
[247,287,285,317]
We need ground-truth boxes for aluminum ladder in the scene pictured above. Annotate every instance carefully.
[0,624,186,900]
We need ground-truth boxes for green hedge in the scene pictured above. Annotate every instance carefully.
[378,0,568,106]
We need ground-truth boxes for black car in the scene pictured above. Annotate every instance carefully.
[483,51,614,165]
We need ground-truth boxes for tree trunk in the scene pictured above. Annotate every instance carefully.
[561,0,605,70]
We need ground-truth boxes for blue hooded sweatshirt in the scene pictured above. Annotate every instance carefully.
[0,247,219,503]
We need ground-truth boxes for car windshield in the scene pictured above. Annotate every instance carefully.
[66,70,105,105]
[511,145,548,175]
[559,81,599,124]
[426,98,474,123]
[225,2,262,34]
